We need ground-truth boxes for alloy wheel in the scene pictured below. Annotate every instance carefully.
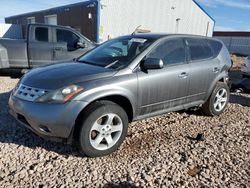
[213,88,228,112]
[89,113,123,150]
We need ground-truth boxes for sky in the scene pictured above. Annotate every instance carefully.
[196,0,250,31]
[0,0,249,31]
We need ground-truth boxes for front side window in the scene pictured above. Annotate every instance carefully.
[78,37,156,69]
[148,38,186,65]
[187,38,213,61]
[35,27,48,42]
[56,29,80,51]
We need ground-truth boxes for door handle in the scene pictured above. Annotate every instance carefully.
[54,47,63,51]
[213,67,220,73]
[178,72,188,79]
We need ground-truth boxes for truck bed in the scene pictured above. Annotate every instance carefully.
[0,38,28,68]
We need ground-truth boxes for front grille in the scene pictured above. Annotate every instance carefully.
[14,84,48,102]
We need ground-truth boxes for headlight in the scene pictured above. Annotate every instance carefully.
[36,85,83,103]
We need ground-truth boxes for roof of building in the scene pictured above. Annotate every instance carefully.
[6,0,96,19]
[193,0,215,22]
[213,31,250,37]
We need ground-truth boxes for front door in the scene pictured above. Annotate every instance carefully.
[53,28,90,63]
[28,26,54,67]
[137,38,190,116]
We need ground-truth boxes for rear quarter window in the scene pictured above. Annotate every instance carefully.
[208,40,223,57]
[187,38,213,61]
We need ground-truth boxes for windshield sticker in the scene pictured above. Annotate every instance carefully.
[130,38,147,43]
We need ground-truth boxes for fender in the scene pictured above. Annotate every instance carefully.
[73,84,137,117]
[205,71,229,101]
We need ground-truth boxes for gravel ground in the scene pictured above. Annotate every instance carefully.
[0,76,249,188]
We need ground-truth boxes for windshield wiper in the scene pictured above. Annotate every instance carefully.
[105,60,120,68]
[77,60,99,66]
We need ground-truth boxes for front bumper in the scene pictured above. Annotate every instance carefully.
[9,93,88,141]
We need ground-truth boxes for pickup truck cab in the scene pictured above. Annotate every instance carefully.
[0,24,96,69]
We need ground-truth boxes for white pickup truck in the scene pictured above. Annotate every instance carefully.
[0,24,96,69]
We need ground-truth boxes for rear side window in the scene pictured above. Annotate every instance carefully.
[208,40,223,57]
[148,38,186,65]
[187,38,213,61]
[35,27,48,42]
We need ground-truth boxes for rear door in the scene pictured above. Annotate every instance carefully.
[185,38,220,104]
[52,28,91,63]
[137,37,190,115]
[28,26,54,67]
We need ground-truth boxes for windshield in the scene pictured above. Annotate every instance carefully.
[78,36,155,69]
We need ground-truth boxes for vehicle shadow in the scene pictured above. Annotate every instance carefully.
[178,92,250,116]
[0,69,23,78]
[178,108,205,117]
[230,93,250,107]
[0,91,82,157]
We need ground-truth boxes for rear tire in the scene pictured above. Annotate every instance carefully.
[202,82,229,116]
[78,101,128,157]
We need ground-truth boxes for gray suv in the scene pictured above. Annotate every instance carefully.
[9,34,232,157]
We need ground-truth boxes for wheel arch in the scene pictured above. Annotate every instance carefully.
[205,72,229,101]
[71,94,134,143]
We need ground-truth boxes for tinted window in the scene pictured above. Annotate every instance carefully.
[108,42,129,56]
[187,38,213,61]
[35,27,48,42]
[57,29,80,51]
[208,40,223,57]
[148,38,186,65]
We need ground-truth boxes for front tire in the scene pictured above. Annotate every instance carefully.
[78,101,128,157]
[202,82,229,116]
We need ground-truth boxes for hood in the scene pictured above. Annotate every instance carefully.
[21,62,117,90]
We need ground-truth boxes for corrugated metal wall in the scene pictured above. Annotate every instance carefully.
[100,0,214,41]
[0,24,23,39]
[215,36,250,55]
[5,1,98,41]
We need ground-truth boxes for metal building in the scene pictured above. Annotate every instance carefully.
[5,0,214,42]
[100,0,215,41]
[213,32,250,56]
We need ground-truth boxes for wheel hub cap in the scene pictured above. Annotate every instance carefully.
[89,113,123,151]
[214,88,228,112]
[101,125,112,137]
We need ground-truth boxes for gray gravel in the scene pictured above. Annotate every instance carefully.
[0,76,249,187]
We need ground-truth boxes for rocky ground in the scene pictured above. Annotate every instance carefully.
[0,76,249,188]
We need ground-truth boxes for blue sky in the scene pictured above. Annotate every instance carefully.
[196,0,250,31]
[0,0,249,31]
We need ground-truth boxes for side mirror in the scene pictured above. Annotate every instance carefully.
[77,41,86,48]
[143,58,164,70]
